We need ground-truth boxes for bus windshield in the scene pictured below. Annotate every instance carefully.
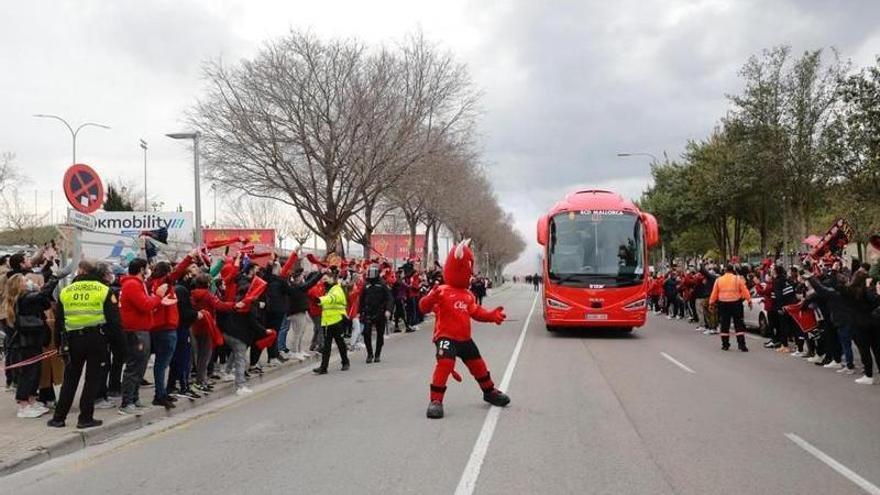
[548,210,644,286]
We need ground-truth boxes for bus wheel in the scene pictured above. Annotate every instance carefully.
[621,327,634,333]
[546,325,557,332]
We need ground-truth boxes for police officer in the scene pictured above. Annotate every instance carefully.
[360,264,394,364]
[709,264,752,352]
[48,261,121,428]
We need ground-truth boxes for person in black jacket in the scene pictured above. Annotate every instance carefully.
[4,271,59,418]
[771,265,798,353]
[360,264,394,363]
[168,264,202,399]
[286,269,323,360]
[803,269,862,374]
[262,261,290,366]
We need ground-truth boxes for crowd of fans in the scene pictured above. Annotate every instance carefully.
[649,251,880,386]
[0,242,467,422]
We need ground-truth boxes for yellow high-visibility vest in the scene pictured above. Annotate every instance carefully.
[59,281,109,331]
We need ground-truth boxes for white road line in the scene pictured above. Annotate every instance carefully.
[660,352,696,374]
[786,433,880,495]
[454,294,539,495]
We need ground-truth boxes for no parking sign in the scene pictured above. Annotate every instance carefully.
[63,164,104,214]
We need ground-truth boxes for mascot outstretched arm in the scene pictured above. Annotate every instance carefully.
[418,239,510,419]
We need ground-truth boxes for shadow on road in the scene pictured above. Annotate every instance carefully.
[547,327,641,340]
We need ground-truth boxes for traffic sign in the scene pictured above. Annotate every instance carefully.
[63,164,104,214]
[66,208,97,231]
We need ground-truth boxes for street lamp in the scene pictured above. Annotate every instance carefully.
[617,152,660,164]
[139,139,148,211]
[166,131,202,244]
[33,114,110,164]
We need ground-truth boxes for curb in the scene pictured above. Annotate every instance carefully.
[0,352,323,478]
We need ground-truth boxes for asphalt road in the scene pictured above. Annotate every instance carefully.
[5,284,880,494]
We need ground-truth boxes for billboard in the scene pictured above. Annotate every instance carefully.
[202,228,276,266]
[81,211,194,263]
[370,234,426,261]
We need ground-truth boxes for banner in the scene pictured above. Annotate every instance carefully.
[370,234,426,261]
[202,228,276,266]
[81,211,194,263]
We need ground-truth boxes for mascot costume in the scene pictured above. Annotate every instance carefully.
[419,239,510,419]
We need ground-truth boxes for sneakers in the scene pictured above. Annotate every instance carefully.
[312,367,328,375]
[790,351,804,357]
[666,315,674,320]
[838,367,856,375]
[702,329,718,335]
[806,355,824,363]
[179,388,201,400]
[77,419,104,429]
[94,398,117,409]
[776,346,790,353]
[47,418,66,428]
[118,404,139,415]
[738,345,749,353]
[426,401,444,419]
[341,363,350,371]
[695,327,706,332]
[823,361,843,369]
[152,396,176,410]
[235,386,254,396]
[265,359,280,368]
[17,403,48,419]
[854,375,876,385]
[366,356,374,364]
[220,373,235,383]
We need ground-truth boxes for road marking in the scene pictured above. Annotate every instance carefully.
[786,433,880,495]
[454,294,539,495]
[660,352,695,374]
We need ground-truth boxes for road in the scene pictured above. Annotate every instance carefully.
[5,284,880,494]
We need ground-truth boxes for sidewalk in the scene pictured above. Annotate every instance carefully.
[0,351,322,477]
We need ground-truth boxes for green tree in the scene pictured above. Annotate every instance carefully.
[103,184,134,211]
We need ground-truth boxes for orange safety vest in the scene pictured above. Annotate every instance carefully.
[709,273,750,304]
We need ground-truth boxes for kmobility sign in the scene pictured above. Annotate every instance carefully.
[81,212,194,262]
[93,212,193,241]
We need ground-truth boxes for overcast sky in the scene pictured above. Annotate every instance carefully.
[2,0,879,272]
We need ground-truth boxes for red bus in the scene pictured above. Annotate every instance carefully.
[536,189,660,332]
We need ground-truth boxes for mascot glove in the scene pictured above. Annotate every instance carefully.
[492,307,506,325]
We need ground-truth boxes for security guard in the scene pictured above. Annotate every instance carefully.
[709,264,752,352]
[48,261,121,428]
[313,268,350,374]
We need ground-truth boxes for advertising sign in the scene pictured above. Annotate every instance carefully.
[370,234,426,261]
[81,211,194,263]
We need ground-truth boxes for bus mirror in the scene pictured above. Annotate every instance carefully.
[537,215,549,246]
[642,213,660,249]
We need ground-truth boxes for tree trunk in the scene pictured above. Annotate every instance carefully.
[407,219,418,259]
[431,222,440,265]
[421,225,430,269]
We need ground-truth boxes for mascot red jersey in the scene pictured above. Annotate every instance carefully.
[418,239,510,419]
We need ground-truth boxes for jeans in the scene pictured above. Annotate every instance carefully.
[169,326,192,391]
[837,322,855,368]
[151,329,178,400]
[287,312,310,354]
[319,321,350,371]
[192,332,213,384]
[223,334,248,388]
[349,317,363,348]
[310,315,323,351]
[121,331,151,407]
[276,315,290,354]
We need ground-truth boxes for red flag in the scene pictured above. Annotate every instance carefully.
[255,328,277,350]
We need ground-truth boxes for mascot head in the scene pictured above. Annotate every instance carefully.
[444,238,474,289]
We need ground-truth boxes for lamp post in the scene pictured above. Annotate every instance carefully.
[617,152,660,164]
[139,139,148,210]
[33,114,110,164]
[166,131,202,244]
[210,183,217,226]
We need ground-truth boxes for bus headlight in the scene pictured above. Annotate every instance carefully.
[623,299,646,311]
[546,298,571,310]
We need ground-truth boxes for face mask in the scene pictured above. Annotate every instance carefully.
[144,269,152,279]
[25,279,37,292]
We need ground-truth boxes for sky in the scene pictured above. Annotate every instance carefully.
[2,0,879,272]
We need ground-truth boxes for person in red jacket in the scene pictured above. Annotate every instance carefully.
[419,239,508,419]
[190,273,239,391]
[145,250,196,409]
[648,275,663,313]
[307,278,326,353]
[118,258,171,415]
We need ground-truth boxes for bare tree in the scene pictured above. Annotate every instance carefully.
[190,30,477,256]
[220,195,308,247]
[0,151,23,195]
